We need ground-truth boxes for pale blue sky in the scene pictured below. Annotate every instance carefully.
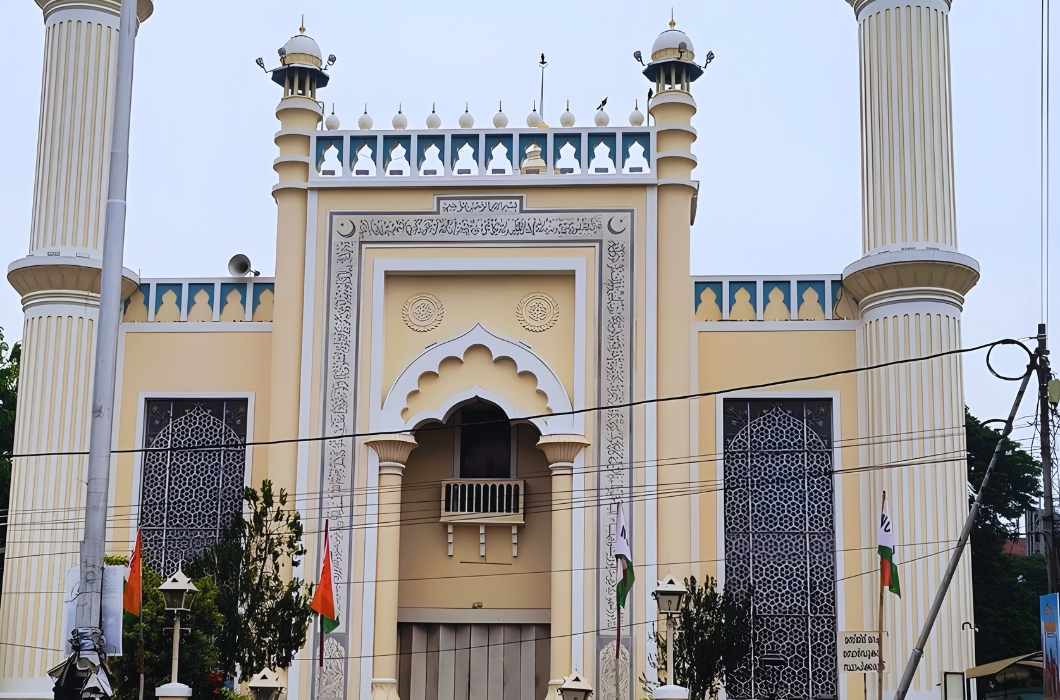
[0,0,1050,445]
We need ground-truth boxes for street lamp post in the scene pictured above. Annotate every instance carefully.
[653,575,688,700]
[156,569,198,700]
[557,671,593,700]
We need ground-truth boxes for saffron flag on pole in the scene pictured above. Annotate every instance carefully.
[122,529,142,616]
[615,503,635,608]
[878,492,901,597]
[311,520,340,634]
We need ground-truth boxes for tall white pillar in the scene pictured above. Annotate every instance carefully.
[843,1,979,697]
[0,1,150,694]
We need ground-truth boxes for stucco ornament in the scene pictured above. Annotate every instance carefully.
[401,293,444,332]
[516,292,559,332]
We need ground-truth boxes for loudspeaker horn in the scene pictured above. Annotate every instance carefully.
[228,254,259,277]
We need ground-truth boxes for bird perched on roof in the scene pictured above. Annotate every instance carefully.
[596,97,608,111]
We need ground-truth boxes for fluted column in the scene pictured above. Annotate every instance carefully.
[0,1,149,691]
[537,435,590,700]
[850,0,957,253]
[366,435,418,700]
[844,1,978,697]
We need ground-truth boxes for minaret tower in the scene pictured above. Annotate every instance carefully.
[0,0,150,694]
[841,1,979,696]
[643,19,702,586]
[262,25,329,541]
[260,24,331,697]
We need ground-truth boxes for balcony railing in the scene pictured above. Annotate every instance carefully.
[121,278,276,324]
[441,479,525,525]
[309,127,657,188]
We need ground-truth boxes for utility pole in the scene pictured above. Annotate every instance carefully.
[1039,323,1059,593]
[893,340,1037,700]
[51,0,139,696]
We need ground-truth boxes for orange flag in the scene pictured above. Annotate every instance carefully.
[123,529,142,616]
[310,521,339,634]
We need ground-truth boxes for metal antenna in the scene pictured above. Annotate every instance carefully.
[538,53,548,119]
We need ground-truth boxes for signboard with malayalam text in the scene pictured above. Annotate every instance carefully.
[837,631,882,674]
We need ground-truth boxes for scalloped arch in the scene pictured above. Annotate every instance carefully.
[380,324,574,434]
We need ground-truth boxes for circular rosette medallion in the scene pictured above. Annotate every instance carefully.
[516,293,560,332]
[401,293,444,332]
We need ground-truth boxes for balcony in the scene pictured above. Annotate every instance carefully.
[441,479,524,525]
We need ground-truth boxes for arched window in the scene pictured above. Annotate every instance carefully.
[458,402,511,479]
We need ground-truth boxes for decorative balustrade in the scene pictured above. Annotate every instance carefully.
[693,275,848,322]
[440,479,525,525]
[120,278,275,323]
[309,127,656,186]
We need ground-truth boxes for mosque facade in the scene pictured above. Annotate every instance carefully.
[0,1,981,700]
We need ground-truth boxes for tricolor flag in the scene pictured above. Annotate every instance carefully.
[122,529,143,617]
[878,492,901,597]
[615,503,634,608]
[311,520,340,634]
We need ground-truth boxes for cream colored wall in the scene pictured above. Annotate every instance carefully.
[110,330,274,539]
[398,423,552,610]
[384,274,576,406]
[696,329,866,631]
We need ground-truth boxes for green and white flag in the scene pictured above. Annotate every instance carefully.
[615,503,634,608]
[878,492,901,597]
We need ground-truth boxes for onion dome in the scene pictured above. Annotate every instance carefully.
[494,103,508,128]
[526,102,542,127]
[642,17,704,87]
[560,101,575,127]
[629,100,645,126]
[280,33,323,68]
[426,103,441,129]
[392,105,408,130]
[358,105,373,130]
[269,23,332,90]
[458,103,474,128]
[325,106,340,130]
[594,108,610,127]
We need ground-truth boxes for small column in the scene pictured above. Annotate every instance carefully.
[366,434,418,700]
[536,435,590,700]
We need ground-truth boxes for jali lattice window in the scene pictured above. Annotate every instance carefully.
[723,399,838,700]
[140,399,248,575]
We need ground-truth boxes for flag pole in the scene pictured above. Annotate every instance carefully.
[319,520,328,668]
[878,491,886,700]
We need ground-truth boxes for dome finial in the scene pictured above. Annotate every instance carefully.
[300,14,306,34]
[669,8,675,29]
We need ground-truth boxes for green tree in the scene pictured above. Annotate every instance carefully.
[967,409,1046,663]
[110,568,224,700]
[0,327,21,593]
[642,575,752,700]
[187,480,313,681]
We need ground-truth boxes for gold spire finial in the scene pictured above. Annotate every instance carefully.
[300,15,306,33]
[669,8,675,29]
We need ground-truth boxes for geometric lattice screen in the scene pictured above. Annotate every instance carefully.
[723,400,838,700]
[139,399,247,575]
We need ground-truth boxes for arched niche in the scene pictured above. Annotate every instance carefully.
[379,324,574,435]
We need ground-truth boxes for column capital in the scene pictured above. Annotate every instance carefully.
[846,0,950,20]
[536,434,590,473]
[366,433,418,467]
[36,0,154,23]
